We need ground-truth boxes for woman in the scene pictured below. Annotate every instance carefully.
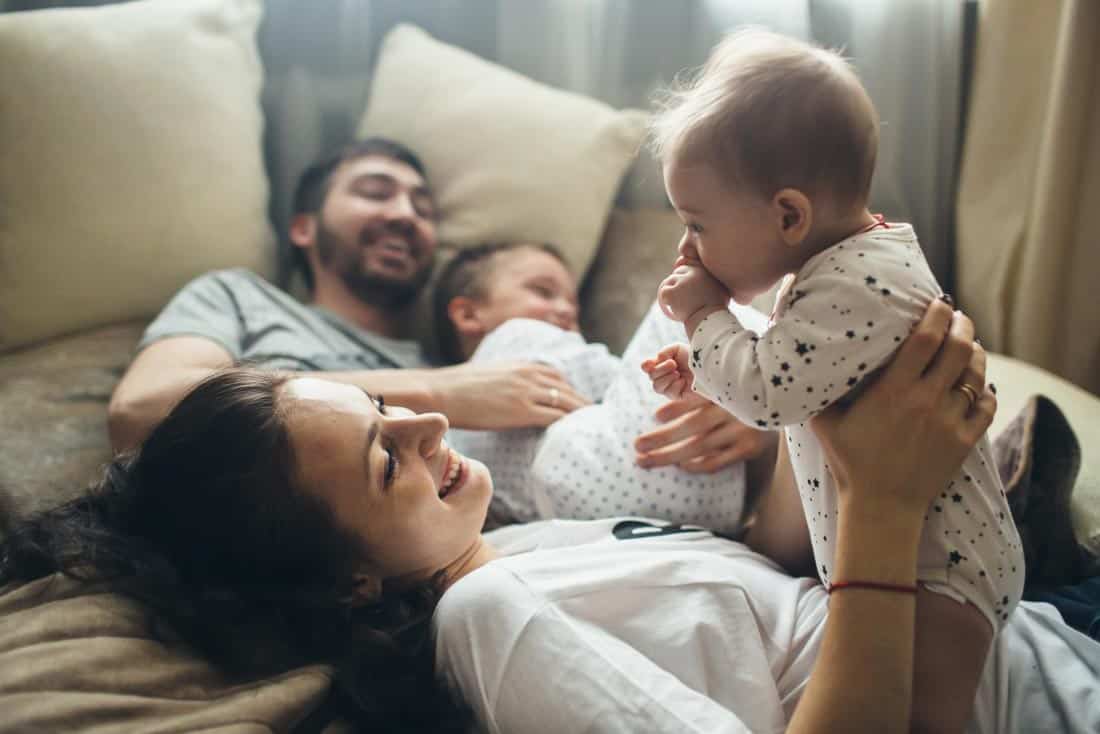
[0,301,1072,732]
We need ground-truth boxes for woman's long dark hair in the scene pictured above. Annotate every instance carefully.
[0,369,472,733]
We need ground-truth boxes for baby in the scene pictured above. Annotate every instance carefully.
[643,29,1024,732]
[434,241,772,533]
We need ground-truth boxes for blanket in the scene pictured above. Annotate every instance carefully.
[0,573,341,733]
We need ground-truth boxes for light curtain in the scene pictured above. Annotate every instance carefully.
[493,0,967,283]
[956,0,1100,394]
[255,0,967,287]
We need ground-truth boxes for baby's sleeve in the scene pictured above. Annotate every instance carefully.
[690,273,915,428]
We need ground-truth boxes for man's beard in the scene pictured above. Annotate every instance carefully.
[315,221,433,309]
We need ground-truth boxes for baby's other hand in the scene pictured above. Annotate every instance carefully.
[658,262,728,324]
[641,343,694,399]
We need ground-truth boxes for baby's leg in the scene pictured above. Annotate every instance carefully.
[910,588,992,734]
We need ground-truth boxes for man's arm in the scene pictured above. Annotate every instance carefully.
[108,336,235,452]
[313,360,590,431]
[109,336,590,452]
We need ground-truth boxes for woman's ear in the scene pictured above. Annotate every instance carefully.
[289,213,317,250]
[772,188,813,247]
[446,296,486,339]
[349,573,383,606]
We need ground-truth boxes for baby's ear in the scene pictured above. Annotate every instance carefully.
[772,188,813,246]
[447,296,486,337]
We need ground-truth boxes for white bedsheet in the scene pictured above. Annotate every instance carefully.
[972,600,1100,733]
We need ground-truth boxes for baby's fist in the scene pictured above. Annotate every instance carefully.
[641,343,694,400]
[658,263,728,324]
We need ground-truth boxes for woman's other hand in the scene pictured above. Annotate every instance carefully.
[634,392,777,473]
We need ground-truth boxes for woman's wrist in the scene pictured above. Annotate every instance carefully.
[833,497,923,586]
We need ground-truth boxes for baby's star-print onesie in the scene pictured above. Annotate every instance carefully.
[447,305,748,534]
[689,221,1024,629]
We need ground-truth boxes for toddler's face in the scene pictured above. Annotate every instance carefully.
[472,247,580,336]
[663,160,795,305]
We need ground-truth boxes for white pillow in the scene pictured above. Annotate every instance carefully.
[0,0,274,352]
[357,24,648,278]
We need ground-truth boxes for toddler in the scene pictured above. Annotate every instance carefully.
[643,28,1024,733]
[434,242,772,533]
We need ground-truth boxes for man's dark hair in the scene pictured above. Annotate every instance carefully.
[432,242,569,365]
[290,137,429,288]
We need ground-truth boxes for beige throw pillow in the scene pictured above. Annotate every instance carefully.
[0,0,274,352]
[357,24,648,279]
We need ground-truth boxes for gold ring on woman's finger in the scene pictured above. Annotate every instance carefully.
[956,383,979,409]
[549,387,560,408]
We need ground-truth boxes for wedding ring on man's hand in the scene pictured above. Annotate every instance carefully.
[549,387,560,408]
[956,383,979,409]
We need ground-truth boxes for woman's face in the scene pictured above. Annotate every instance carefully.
[281,377,492,582]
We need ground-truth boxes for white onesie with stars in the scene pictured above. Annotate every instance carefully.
[689,222,1025,629]
[447,304,752,535]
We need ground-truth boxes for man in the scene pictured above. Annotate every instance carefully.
[109,138,771,476]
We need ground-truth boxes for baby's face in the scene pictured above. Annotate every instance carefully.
[663,160,797,305]
[473,247,580,336]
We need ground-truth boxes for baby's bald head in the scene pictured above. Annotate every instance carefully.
[651,28,878,214]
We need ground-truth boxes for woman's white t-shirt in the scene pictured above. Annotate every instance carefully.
[435,518,825,734]
[434,518,1100,734]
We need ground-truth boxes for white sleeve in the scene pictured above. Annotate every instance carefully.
[689,272,914,429]
[470,318,621,401]
[435,565,754,734]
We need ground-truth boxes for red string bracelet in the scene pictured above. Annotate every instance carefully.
[828,580,918,595]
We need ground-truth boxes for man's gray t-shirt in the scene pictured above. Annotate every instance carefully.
[139,268,427,370]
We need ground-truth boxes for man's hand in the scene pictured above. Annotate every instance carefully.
[634,392,777,473]
[434,361,589,429]
[641,343,694,399]
[657,259,728,326]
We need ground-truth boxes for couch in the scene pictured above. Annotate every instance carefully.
[1,1,1098,731]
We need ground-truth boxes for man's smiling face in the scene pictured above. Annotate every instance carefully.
[314,154,439,308]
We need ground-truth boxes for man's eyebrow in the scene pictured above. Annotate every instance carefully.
[350,172,432,198]
[349,172,397,188]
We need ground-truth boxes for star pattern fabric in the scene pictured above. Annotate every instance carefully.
[689,223,1025,630]
[448,307,748,534]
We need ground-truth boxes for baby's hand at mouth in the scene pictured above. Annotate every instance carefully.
[657,262,728,329]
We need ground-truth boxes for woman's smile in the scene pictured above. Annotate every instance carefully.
[439,449,467,499]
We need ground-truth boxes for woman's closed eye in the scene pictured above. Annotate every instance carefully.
[383,443,398,485]
[368,392,398,486]
[687,222,703,235]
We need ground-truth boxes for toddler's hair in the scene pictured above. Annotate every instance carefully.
[432,242,570,364]
[650,27,878,210]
